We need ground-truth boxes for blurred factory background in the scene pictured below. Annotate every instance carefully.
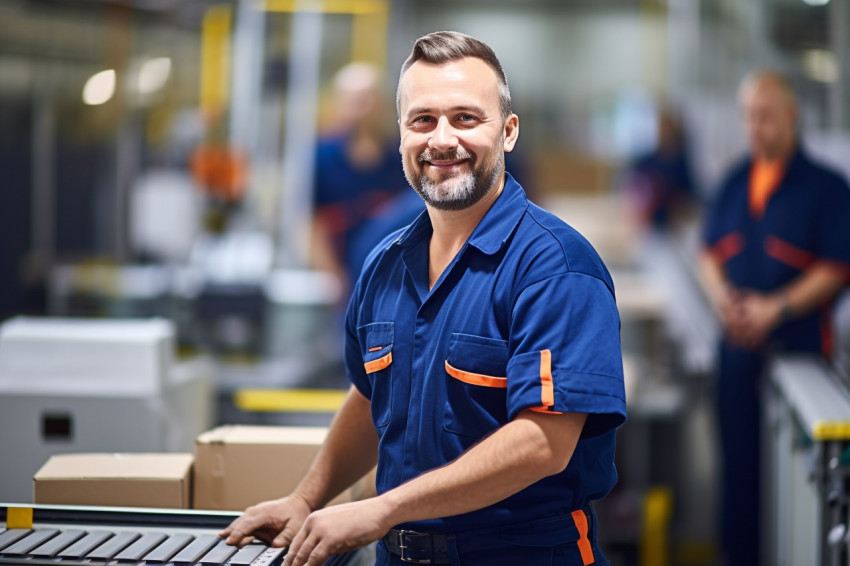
[1,1,850,565]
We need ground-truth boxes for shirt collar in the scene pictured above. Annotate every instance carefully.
[393,172,529,255]
[747,144,806,175]
[466,172,529,255]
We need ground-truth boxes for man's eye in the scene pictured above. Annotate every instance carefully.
[413,116,432,124]
[458,114,475,122]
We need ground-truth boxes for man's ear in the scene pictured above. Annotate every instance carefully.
[503,113,519,152]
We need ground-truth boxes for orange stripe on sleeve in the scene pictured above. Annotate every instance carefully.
[708,232,744,264]
[571,509,595,565]
[364,352,392,374]
[540,349,554,409]
[765,235,815,271]
[444,361,507,388]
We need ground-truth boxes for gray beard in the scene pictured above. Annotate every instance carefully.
[409,154,503,211]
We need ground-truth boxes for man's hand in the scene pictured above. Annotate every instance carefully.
[724,290,783,349]
[219,494,312,548]
[283,499,391,566]
[717,285,743,330]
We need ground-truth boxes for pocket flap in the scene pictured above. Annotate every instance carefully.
[445,361,506,388]
[358,322,394,374]
[445,333,508,387]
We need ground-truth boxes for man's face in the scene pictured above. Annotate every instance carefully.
[397,57,517,211]
[739,81,795,161]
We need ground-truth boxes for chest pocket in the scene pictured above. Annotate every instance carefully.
[358,322,394,428]
[443,333,509,438]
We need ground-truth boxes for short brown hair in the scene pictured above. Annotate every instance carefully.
[396,31,512,120]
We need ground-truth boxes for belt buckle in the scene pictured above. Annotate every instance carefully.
[397,529,433,564]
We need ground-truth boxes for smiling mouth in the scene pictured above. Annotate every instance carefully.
[418,149,473,171]
[425,158,469,170]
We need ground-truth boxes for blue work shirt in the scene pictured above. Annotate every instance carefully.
[344,173,627,533]
[703,147,850,355]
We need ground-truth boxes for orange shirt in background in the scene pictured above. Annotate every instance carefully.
[749,159,785,218]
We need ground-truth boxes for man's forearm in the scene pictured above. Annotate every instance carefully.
[699,251,728,318]
[780,262,846,320]
[375,410,587,527]
[293,385,379,510]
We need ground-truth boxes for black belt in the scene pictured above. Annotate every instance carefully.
[381,529,453,564]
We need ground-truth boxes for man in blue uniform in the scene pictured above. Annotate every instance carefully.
[222,31,627,566]
[311,63,409,293]
[700,71,850,566]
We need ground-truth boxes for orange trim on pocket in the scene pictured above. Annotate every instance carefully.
[364,352,392,374]
[540,349,554,408]
[765,235,815,271]
[571,509,595,565]
[444,361,507,388]
[368,346,383,352]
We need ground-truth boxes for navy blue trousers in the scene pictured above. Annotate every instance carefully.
[717,342,764,566]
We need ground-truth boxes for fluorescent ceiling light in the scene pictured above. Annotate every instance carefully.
[138,57,172,95]
[82,69,116,105]
[801,0,830,5]
[803,49,838,83]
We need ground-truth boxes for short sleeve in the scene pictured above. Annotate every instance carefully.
[506,272,626,438]
[343,284,371,400]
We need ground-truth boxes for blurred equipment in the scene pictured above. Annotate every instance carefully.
[190,144,248,204]
[189,231,273,357]
[263,269,342,360]
[129,169,202,264]
[764,355,850,566]
[0,317,212,504]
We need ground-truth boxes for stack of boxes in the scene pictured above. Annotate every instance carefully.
[33,425,363,510]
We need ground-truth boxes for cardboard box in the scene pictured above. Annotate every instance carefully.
[194,425,351,511]
[33,453,193,509]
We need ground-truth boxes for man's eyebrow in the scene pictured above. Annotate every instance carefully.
[404,105,488,119]
[404,106,432,118]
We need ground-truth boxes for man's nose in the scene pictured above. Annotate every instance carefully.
[428,117,458,151]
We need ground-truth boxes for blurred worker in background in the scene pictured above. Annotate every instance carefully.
[310,62,409,296]
[222,31,626,566]
[623,106,699,233]
[700,70,850,566]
